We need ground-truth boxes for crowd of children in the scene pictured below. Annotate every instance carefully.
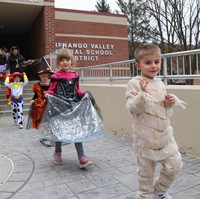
[1,44,187,198]
[26,49,103,169]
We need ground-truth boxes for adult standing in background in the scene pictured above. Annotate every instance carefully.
[3,47,10,62]
[6,46,34,74]
[0,47,7,73]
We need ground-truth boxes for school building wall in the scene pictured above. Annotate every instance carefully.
[27,6,129,68]
[54,9,129,67]
[27,0,55,59]
[0,0,129,77]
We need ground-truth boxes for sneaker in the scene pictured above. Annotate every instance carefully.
[79,156,93,169]
[19,125,23,129]
[154,191,173,199]
[40,138,54,147]
[54,152,63,165]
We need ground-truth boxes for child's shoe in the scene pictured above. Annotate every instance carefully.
[79,156,93,169]
[154,191,173,199]
[19,125,23,129]
[54,152,63,165]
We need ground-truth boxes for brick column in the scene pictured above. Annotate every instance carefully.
[44,0,55,56]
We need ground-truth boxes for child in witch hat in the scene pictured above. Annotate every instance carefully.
[27,57,54,146]
[4,72,28,129]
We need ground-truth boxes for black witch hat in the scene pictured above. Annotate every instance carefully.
[37,57,53,74]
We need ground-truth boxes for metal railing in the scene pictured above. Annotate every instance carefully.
[76,49,200,85]
[50,47,200,85]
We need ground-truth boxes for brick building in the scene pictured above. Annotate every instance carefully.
[0,0,128,77]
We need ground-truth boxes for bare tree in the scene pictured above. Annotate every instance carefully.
[116,0,153,58]
[147,0,200,52]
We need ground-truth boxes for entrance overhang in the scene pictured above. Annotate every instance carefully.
[0,0,44,34]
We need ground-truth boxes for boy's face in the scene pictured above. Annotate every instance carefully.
[39,73,49,83]
[59,58,72,72]
[135,53,161,79]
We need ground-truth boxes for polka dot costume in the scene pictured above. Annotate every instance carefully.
[12,97,24,125]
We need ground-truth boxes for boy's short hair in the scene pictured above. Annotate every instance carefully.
[56,48,76,68]
[134,43,161,62]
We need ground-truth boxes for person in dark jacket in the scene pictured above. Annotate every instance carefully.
[6,46,34,74]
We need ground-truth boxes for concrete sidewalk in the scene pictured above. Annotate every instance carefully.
[0,116,200,199]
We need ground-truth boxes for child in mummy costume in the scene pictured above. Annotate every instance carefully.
[39,48,104,168]
[125,43,187,199]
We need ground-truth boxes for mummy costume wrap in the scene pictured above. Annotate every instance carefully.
[126,76,186,198]
[39,70,104,143]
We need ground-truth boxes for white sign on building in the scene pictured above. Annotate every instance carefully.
[55,42,114,62]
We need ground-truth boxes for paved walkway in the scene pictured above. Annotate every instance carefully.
[0,116,200,199]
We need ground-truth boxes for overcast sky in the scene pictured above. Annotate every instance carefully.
[55,0,120,12]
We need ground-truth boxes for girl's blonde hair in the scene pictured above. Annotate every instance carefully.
[56,48,76,68]
[134,43,161,62]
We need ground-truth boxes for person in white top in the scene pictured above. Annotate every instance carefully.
[125,43,186,199]
[5,72,28,129]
